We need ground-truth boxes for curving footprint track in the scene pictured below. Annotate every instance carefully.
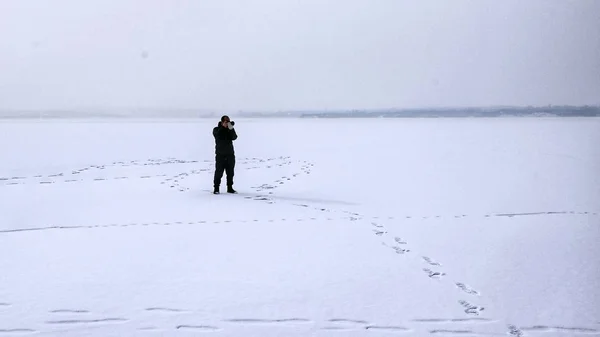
[0,158,200,187]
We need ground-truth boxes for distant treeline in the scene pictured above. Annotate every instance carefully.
[295,106,600,118]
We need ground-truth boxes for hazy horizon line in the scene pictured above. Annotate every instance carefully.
[1,104,599,113]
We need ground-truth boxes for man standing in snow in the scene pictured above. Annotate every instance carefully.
[213,115,238,194]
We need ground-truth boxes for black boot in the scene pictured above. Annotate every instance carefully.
[227,185,237,194]
[213,186,220,194]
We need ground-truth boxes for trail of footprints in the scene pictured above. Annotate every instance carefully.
[367,219,486,318]
[2,209,593,238]
[0,158,200,186]
[246,157,313,203]
[0,215,363,234]
[2,306,597,335]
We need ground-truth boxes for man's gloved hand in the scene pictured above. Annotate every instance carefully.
[227,122,234,130]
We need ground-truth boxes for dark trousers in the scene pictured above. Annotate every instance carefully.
[214,154,235,188]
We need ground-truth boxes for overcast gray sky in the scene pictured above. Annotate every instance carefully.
[1,0,599,111]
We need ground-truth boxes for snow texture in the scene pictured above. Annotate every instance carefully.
[0,117,599,336]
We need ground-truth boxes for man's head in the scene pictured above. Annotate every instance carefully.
[220,115,235,128]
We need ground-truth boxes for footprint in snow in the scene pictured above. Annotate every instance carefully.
[373,229,386,236]
[365,325,411,332]
[394,237,407,244]
[455,282,480,295]
[423,268,445,278]
[176,325,221,331]
[323,318,371,331]
[412,318,495,323]
[0,329,37,334]
[458,300,484,315]
[507,325,524,337]
[328,319,369,325]
[430,329,475,334]
[224,318,312,326]
[45,318,128,325]
[49,309,90,314]
[520,325,600,334]
[390,245,410,254]
[423,256,441,266]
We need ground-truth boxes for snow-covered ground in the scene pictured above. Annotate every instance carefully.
[1,117,599,336]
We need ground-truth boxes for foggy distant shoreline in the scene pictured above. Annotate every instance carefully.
[0,106,598,119]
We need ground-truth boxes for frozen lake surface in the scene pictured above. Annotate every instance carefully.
[1,117,599,336]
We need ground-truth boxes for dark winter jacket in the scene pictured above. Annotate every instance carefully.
[213,122,238,156]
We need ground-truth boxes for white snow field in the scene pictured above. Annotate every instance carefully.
[0,117,599,337]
